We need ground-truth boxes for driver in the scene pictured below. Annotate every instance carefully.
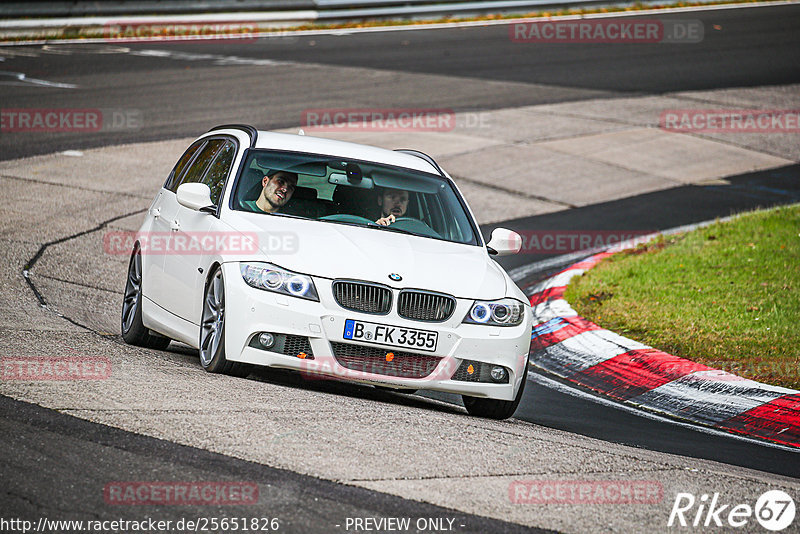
[243,170,298,214]
[375,187,409,226]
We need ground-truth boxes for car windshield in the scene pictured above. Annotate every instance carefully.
[231,149,479,245]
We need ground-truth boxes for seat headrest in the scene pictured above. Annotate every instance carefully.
[239,168,265,207]
[333,185,374,204]
[333,185,378,219]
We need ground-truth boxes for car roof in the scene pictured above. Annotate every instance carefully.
[238,130,441,175]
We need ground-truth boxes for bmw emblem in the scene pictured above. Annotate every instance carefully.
[389,273,402,281]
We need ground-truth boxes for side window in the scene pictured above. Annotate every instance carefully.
[200,140,236,206]
[165,140,204,191]
[174,139,225,191]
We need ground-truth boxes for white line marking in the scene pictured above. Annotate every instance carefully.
[0,48,42,57]
[529,371,800,452]
[128,49,288,67]
[41,44,131,55]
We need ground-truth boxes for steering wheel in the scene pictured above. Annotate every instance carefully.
[319,214,378,225]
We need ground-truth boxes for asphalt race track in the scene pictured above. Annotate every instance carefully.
[1,4,799,533]
[2,5,800,160]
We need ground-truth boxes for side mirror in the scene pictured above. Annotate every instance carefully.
[176,183,215,212]
[486,228,522,256]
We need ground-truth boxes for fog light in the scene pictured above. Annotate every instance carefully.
[258,332,275,348]
[490,366,508,383]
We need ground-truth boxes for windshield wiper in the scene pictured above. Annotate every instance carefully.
[371,225,417,237]
[316,217,420,237]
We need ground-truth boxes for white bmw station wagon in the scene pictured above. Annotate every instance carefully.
[122,125,532,419]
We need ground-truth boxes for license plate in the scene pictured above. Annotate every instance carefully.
[343,319,438,352]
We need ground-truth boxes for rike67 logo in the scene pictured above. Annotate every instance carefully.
[668,490,795,531]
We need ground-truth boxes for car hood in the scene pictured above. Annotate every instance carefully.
[223,212,508,300]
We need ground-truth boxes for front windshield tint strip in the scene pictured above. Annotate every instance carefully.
[394,149,446,178]
[231,149,479,246]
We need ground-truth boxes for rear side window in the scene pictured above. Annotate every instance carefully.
[165,140,204,191]
[200,140,236,206]
[173,139,225,191]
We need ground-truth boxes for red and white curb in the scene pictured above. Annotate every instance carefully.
[527,249,800,449]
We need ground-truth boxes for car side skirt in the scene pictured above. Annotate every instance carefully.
[142,296,200,348]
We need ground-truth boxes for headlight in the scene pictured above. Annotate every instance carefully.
[240,262,319,301]
[463,298,525,327]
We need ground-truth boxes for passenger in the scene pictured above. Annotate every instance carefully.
[375,187,409,226]
[243,170,298,214]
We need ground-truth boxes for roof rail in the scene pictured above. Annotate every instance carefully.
[207,124,258,148]
[394,149,446,178]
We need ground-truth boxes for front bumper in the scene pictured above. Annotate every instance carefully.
[222,263,532,401]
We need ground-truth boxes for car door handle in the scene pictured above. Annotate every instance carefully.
[149,207,161,219]
[170,219,180,231]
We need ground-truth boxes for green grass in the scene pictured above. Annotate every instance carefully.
[564,204,800,389]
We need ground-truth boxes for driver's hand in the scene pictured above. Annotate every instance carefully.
[375,214,396,226]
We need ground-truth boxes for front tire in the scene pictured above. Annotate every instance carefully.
[121,246,171,350]
[199,266,252,378]
[462,371,528,420]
